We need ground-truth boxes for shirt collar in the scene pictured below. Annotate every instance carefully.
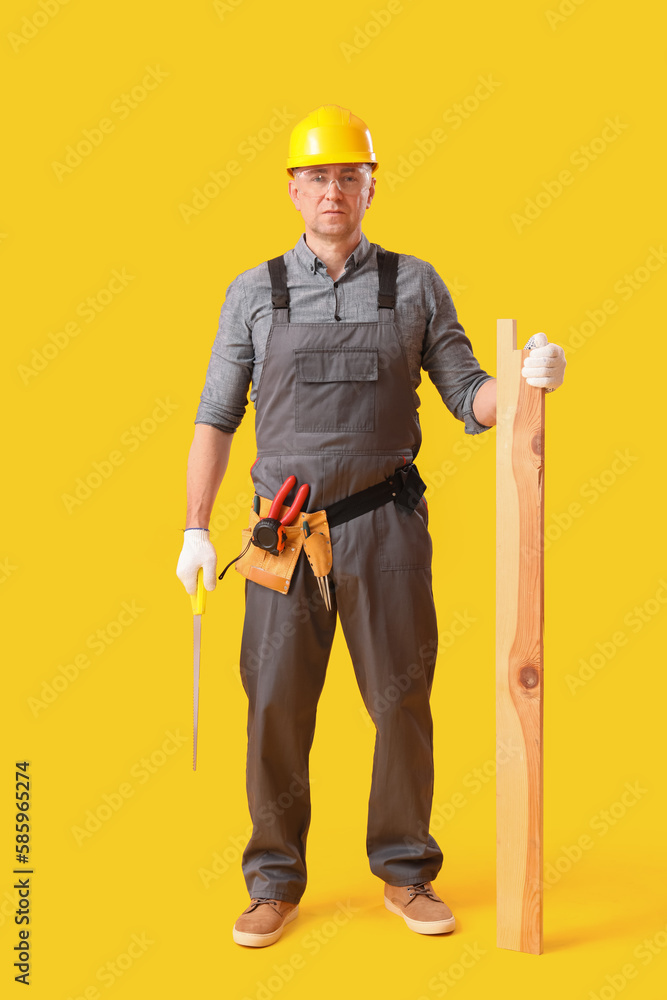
[293,231,372,275]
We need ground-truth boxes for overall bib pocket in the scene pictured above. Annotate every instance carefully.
[294,348,378,433]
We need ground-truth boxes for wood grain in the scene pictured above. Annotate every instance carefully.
[496,318,545,954]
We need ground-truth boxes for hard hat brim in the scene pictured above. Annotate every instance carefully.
[287,154,378,175]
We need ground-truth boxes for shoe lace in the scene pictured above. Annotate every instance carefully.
[248,897,282,913]
[406,882,439,905]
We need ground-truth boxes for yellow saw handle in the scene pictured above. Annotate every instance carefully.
[190,568,207,615]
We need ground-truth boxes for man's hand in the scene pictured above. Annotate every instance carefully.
[176,529,218,594]
[522,332,566,390]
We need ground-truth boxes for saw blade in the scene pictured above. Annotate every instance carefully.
[192,613,201,770]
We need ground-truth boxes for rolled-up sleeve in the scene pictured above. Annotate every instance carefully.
[421,264,494,435]
[194,273,254,433]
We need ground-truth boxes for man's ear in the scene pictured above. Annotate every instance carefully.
[288,178,302,212]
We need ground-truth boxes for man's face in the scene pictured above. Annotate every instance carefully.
[288,163,376,241]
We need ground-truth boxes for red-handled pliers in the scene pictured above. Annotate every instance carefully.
[268,475,310,525]
[252,476,310,555]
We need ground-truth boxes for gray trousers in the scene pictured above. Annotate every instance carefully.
[239,498,443,903]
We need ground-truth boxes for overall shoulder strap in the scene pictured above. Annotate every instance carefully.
[267,255,289,311]
[376,248,399,310]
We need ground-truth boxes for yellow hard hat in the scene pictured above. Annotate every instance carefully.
[287,104,378,174]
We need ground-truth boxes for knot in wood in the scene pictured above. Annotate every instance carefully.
[519,665,540,689]
[531,433,543,456]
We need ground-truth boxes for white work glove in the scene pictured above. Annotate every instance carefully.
[521,332,566,391]
[176,529,218,594]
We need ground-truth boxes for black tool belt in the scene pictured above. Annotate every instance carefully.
[325,464,426,529]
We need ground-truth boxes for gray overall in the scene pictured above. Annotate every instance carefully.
[239,248,443,903]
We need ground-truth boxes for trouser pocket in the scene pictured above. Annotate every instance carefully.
[376,498,432,571]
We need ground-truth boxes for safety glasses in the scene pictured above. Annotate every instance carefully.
[293,165,372,198]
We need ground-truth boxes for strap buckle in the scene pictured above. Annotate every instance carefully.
[394,464,426,512]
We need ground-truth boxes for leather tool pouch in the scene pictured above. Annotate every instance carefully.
[300,510,332,579]
[234,466,421,594]
[394,463,427,512]
[235,499,331,595]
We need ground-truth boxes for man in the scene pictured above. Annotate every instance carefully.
[176,105,566,948]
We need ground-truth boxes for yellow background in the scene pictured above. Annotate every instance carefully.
[3,0,666,997]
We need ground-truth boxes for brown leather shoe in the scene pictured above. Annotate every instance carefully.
[232,898,299,947]
[384,882,455,935]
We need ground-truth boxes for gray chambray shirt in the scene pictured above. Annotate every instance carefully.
[195,231,494,435]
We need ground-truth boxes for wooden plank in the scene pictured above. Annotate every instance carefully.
[496,318,545,954]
